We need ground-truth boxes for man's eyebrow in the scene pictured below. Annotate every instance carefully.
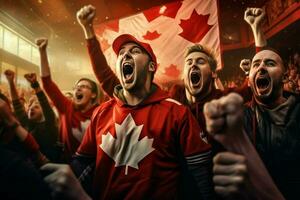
[252,59,261,63]
[264,58,276,63]
[196,57,206,61]
[131,45,143,50]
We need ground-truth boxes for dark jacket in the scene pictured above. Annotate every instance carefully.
[244,93,300,200]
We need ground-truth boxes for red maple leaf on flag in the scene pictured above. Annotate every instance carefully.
[143,1,182,22]
[163,64,181,78]
[98,37,110,52]
[95,20,119,37]
[179,10,213,43]
[143,31,161,40]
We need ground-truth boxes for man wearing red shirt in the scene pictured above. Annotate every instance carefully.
[36,38,99,162]
[78,6,266,141]
[41,6,213,200]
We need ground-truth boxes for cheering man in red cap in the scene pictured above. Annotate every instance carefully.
[41,5,214,200]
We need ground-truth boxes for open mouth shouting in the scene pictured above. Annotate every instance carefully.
[189,69,201,89]
[254,73,271,96]
[122,61,135,83]
[75,92,84,102]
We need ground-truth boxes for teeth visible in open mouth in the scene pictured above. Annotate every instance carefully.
[123,63,133,80]
[190,71,201,85]
[76,94,83,100]
[256,77,270,89]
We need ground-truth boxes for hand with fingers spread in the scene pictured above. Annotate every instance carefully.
[213,152,250,199]
[239,59,251,76]
[41,163,91,200]
[4,69,15,84]
[35,38,48,51]
[77,5,96,39]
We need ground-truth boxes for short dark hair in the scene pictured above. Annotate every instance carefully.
[184,44,217,71]
[257,47,287,70]
[75,78,98,103]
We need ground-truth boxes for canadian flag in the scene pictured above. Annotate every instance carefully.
[95,0,221,84]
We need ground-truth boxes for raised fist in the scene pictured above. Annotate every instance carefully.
[213,152,248,197]
[77,5,96,27]
[239,59,251,75]
[35,38,48,51]
[244,7,265,27]
[24,73,37,84]
[203,93,244,145]
[4,69,15,83]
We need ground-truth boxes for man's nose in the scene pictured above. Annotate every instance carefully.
[258,67,267,75]
[123,51,132,59]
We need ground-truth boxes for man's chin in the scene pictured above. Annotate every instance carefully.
[122,80,136,91]
[254,92,272,104]
[188,85,202,96]
[74,101,86,109]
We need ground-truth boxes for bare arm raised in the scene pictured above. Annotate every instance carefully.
[204,93,284,200]
[36,38,51,77]
[4,69,19,101]
[36,38,70,113]
[244,7,267,48]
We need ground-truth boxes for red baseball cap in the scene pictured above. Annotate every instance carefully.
[112,34,157,71]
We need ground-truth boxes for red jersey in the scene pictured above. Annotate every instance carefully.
[77,85,211,199]
[42,76,98,161]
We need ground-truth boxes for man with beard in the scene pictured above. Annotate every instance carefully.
[77,6,265,138]
[74,5,263,198]
[204,49,300,200]
[36,38,99,162]
[40,5,214,200]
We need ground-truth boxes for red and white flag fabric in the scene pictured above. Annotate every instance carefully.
[95,0,221,84]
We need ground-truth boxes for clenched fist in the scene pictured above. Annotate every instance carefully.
[24,73,37,84]
[77,5,96,28]
[213,152,249,198]
[41,163,91,200]
[35,38,48,51]
[239,59,251,75]
[203,93,244,145]
[244,7,265,28]
[4,69,15,83]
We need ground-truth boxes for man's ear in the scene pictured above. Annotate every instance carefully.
[149,61,156,72]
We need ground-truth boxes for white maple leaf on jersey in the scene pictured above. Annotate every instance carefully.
[100,113,155,175]
[72,119,91,142]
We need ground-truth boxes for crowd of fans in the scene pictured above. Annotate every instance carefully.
[0,4,299,200]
